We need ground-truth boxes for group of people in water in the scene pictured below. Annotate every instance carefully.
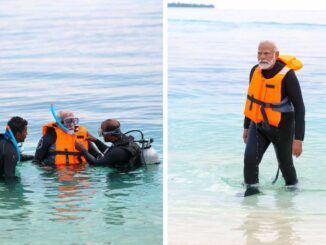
[1,40,305,197]
[0,111,144,178]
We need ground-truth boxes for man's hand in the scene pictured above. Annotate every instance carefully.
[243,129,249,144]
[292,140,303,158]
[75,141,86,151]
[86,132,97,142]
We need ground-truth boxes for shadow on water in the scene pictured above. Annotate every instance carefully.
[238,190,302,245]
[102,171,141,225]
[0,178,32,222]
[106,170,144,189]
[106,164,160,190]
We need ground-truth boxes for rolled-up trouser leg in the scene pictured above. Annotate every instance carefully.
[244,123,271,185]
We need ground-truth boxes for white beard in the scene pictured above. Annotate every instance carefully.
[259,57,276,70]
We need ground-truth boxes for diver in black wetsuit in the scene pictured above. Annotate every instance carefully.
[75,119,142,172]
[0,117,33,178]
[242,41,305,196]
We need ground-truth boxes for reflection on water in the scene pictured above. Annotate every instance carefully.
[39,165,94,222]
[239,191,301,245]
[13,163,162,244]
[104,171,143,225]
[0,162,161,244]
[0,179,32,222]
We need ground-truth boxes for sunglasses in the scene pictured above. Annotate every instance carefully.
[98,127,121,137]
[63,117,79,126]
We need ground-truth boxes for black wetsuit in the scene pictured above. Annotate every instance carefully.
[0,134,33,178]
[244,60,305,185]
[80,134,142,172]
[34,127,100,165]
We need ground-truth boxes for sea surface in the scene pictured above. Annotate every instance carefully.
[168,7,326,245]
[0,1,162,244]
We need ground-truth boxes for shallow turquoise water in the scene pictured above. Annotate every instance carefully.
[0,1,162,244]
[169,8,326,244]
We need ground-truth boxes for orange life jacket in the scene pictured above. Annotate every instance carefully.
[42,122,89,165]
[244,55,303,128]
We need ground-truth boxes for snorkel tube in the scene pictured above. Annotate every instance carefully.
[6,125,21,162]
[50,104,74,135]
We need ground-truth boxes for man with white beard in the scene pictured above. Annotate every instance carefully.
[242,40,305,196]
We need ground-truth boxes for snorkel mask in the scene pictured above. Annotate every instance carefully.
[98,127,121,137]
[63,117,79,129]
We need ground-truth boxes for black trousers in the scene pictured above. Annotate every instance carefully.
[244,118,298,186]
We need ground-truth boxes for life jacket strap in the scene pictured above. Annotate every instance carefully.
[50,150,84,164]
[51,151,83,156]
[247,95,292,110]
[64,149,69,164]
[247,95,294,130]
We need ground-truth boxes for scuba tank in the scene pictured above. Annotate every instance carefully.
[124,130,160,165]
[141,138,160,165]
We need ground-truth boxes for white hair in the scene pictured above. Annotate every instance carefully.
[57,110,74,121]
[258,40,279,52]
